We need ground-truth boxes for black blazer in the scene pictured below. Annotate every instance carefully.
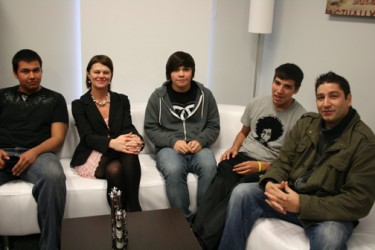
[70,90,142,167]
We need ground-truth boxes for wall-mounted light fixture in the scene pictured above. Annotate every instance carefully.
[248,0,275,97]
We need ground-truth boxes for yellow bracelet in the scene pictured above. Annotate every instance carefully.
[257,161,262,172]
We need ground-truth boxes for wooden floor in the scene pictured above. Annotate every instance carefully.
[1,234,40,250]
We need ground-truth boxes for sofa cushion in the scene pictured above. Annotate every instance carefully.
[246,197,375,250]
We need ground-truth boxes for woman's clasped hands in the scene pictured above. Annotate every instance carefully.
[110,133,144,154]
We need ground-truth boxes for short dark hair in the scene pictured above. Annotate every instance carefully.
[273,63,304,90]
[86,55,113,89]
[165,51,195,80]
[12,49,42,73]
[315,71,351,98]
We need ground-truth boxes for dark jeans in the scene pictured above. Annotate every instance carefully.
[192,152,261,250]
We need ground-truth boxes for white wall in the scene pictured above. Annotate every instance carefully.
[80,0,212,103]
[257,0,375,129]
[0,0,257,107]
[1,0,375,130]
[208,0,258,105]
[0,0,81,103]
[0,0,212,105]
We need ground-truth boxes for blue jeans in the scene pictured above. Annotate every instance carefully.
[0,149,66,250]
[219,183,354,250]
[156,147,217,222]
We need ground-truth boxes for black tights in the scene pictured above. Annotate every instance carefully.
[95,153,142,212]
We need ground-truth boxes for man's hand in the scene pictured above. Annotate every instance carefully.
[174,140,202,154]
[174,140,191,154]
[233,161,258,175]
[220,147,239,161]
[12,149,38,176]
[220,126,250,161]
[264,181,300,214]
[187,140,202,154]
[0,149,9,169]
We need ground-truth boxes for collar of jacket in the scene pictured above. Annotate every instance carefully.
[306,109,360,151]
[320,107,356,139]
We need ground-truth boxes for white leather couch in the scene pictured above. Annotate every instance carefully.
[1,103,375,250]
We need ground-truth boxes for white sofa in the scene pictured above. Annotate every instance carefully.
[0,103,240,235]
[1,103,375,250]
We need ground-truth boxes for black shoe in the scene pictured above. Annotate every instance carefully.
[193,230,207,250]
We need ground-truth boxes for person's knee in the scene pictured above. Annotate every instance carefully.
[197,162,216,179]
[310,221,352,250]
[39,155,65,183]
[157,151,186,177]
[233,183,258,196]
[159,161,185,179]
[194,150,217,175]
[157,148,177,162]
[196,148,216,164]
[105,161,122,177]
[44,167,65,185]
[217,160,238,178]
[229,183,260,205]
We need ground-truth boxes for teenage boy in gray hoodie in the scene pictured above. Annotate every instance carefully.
[144,51,220,223]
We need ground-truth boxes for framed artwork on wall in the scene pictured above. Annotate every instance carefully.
[326,0,375,17]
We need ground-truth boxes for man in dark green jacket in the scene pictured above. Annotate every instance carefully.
[219,71,375,250]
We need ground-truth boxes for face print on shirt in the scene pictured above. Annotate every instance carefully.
[254,116,284,147]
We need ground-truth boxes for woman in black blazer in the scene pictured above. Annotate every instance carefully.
[71,55,143,211]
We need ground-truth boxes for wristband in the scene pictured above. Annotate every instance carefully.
[257,161,262,172]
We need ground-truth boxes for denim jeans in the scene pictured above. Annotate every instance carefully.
[219,183,354,250]
[156,147,217,222]
[0,149,66,250]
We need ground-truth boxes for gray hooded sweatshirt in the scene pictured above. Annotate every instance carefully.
[144,81,220,153]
